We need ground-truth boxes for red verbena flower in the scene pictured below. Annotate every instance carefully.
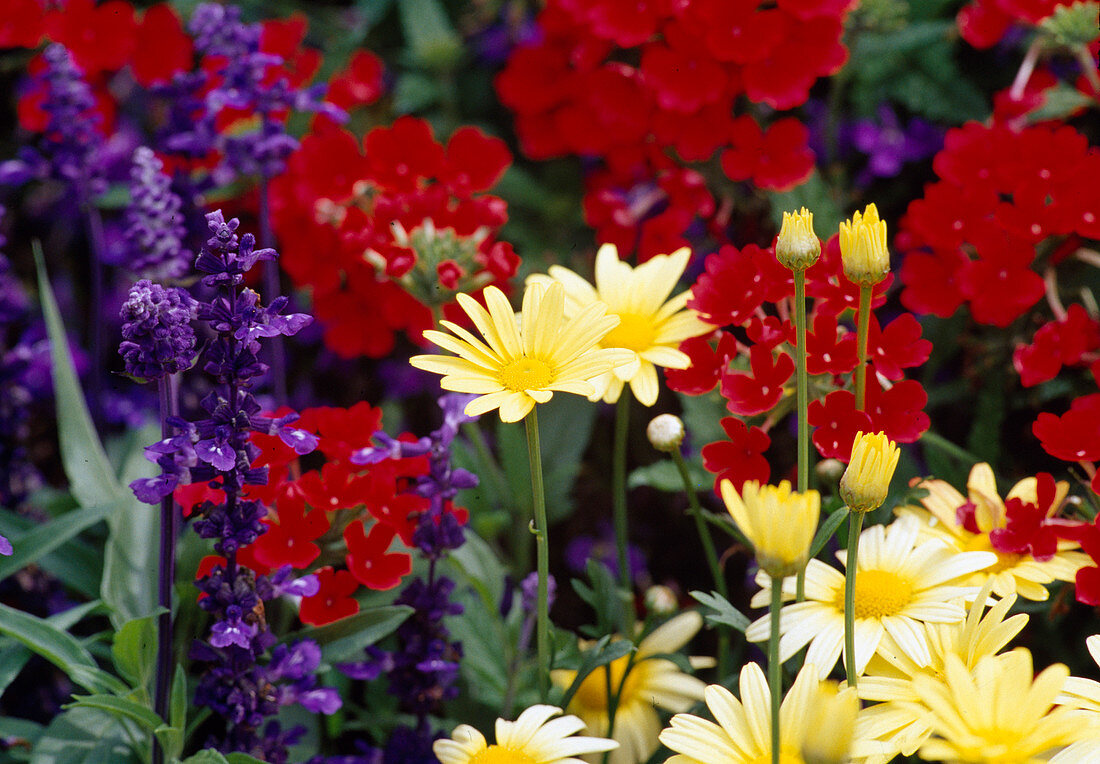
[701,417,771,493]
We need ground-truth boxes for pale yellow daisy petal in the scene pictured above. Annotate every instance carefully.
[628,361,659,406]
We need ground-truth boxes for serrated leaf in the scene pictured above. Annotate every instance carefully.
[690,590,751,632]
[558,636,635,710]
[1026,83,1095,124]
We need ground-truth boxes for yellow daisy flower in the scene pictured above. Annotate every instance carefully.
[659,662,861,763]
[902,648,1095,763]
[550,611,711,764]
[433,704,618,764]
[720,479,820,579]
[853,582,1029,761]
[526,243,714,406]
[410,281,634,422]
[839,203,889,286]
[898,462,1090,601]
[746,515,996,679]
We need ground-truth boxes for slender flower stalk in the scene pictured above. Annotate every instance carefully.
[769,577,783,764]
[526,407,552,700]
[839,204,889,411]
[839,431,899,689]
[153,373,178,761]
[612,392,633,600]
[776,207,821,602]
[649,413,730,678]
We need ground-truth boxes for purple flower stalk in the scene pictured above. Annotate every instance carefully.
[118,280,197,382]
[124,147,193,281]
[340,395,476,760]
[128,211,331,762]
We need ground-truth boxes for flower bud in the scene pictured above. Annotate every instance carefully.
[720,480,820,579]
[644,585,678,615]
[647,414,685,453]
[839,203,889,286]
[776,207,821,271]
[840,431,900,513]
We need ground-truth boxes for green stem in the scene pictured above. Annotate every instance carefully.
[671,448,730,679]
[920,430,982,467]
[844,510,865,689]
[769,577,783,764]
[855,285,873,411]
[525,408,551,701]
[612,392,633,609]
[794,269,810,604]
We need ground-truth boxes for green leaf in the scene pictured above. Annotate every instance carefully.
[392,72,442,114]
[179,751,230,764]
[558,636,635,710]
[573,559,628,636]
[397,0,462,70]
[33,243,130,514]
[281,606,413,664]
[169,663,186,733]
[225,755,268,764]
[446,530,508,612]
[627,460,709,493]
[0,601,125,695]
[690,590,751,633]
[0,600,102,698]
[809,506,851,559]
[0,502,116,584]
[102,422,162,626]
[1026,84,1095,123]
[29,707,136,764]
[111,611,162,693]
[63,694,163,732]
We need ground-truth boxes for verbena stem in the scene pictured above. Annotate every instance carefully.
[670,448,730,678]
[769,577,783,764]
[525,407,551,701]
[844,510,865,689]
[794,269,810,603]
[854,285,873,411]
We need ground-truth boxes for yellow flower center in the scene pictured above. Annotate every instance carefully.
[469,745,537,764]
[572,655,641,711]
[602,313,655,352]
[499,357,553,391]
[839,569,913,619]
[746,746,804,764]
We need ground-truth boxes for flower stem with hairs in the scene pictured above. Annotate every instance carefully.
[854,285,872,410]
[526,407,551,700]
[843,511,865,688]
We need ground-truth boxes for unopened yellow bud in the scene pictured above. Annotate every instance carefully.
[840,431,900,513]
[719,480,820,578]
[839,203,889,286]
[776,207,821,271]
[801,681,859,764]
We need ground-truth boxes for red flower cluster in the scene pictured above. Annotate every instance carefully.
[897,121,1100,327]
[180,404,468,626]
[672,234,931,488]
[269,116,517,358]
[495,0,852,258]
[956,0,1068,48]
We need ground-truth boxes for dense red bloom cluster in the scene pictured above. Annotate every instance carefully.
[270,116,516,358]
[1014,305,1100,387]
[180,403,468,626]
[897,121,1100,327]
[12,0,193,134]
[495,0,852,258]
[956,0,1068,48]
[672,234,930,485]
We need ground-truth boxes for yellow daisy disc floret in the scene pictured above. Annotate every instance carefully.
[526,243,714,406]
[410,281,633,423]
